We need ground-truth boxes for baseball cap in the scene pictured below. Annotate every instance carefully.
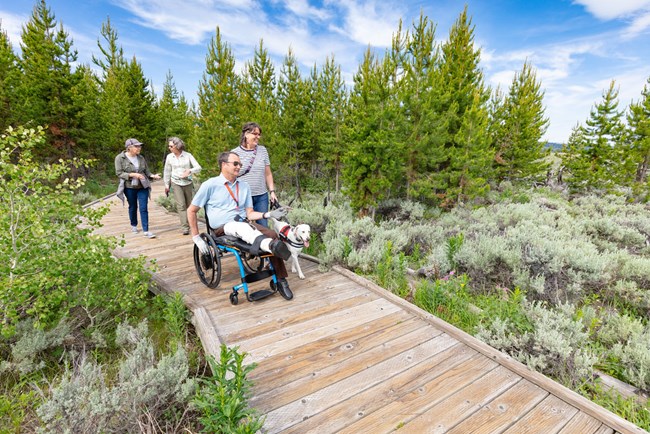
[125,138,143,148]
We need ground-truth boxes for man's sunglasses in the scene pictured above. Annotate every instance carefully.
[225,161,242,167]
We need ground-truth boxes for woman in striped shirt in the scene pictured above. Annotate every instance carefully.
[231,122,277,227]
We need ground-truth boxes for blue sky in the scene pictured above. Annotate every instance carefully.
[2,0,650,143]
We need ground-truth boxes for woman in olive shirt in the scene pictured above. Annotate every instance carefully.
[115,138,160,238]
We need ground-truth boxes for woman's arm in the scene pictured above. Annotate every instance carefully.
[189,153,202,174]
[265,165,277,200]
[115,154,131,181]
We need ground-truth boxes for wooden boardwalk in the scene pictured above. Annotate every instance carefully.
[92,182,646,434]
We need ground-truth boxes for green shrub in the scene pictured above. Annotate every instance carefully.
[374,241,409,298]
[580,382,650,431]
[0,319,70,376]
[192,345,264,433]
[0,126,151,337]
[155,192,177,212]
[0,387,39,432]
[476,301,598,388]
[35,321,195,433]
[158,292,191,350]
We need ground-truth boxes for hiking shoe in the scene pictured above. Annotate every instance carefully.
[269,239,290,260]
[143,231,156,239]
[182,229,190,235]
[131,226,139,233]
[277,278,293,300]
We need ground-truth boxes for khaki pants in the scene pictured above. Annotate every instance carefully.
[172,183,194,231]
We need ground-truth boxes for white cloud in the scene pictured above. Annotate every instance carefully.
[574,0,650,37]
[113,0,255,45]
[276,0,331,21]
[622,10,650,37]
[0,11,28,47]
[329,0,404,48]
[573,0,650,20]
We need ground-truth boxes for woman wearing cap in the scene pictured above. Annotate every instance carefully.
[115,138,161,238]
[163,136,202,235]
[231,122,277,227]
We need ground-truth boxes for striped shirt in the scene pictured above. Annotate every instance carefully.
[231,145,271,196]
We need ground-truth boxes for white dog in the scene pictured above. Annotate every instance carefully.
[270,217,311,279]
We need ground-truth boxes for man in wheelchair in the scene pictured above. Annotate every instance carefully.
[187,151,294,299]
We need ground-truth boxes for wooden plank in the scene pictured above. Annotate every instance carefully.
[204,280,363,322]
[212,279,366,334]
[261,333,460,432]
[223,293,377,342]
[250,323,444,410]
[282,343,477,434]
[190,307,222,358]
[235,298,403,363]
[249,312,418,384]
[446,379,549,434]
[313,353,497,434]
[558,412,611,434]
[501,395,579,434]
[398,365,521,433]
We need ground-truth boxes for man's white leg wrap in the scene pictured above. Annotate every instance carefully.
[223,222,272,253]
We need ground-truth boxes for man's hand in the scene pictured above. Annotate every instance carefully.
[193,235,209,254]
[265,206,289,220]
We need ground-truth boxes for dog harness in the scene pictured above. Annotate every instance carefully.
[278,225,305,249]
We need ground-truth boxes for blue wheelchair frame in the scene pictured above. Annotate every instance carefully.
[193,210,279,305]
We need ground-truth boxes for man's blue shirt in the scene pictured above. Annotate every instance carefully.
[191,174,253,228]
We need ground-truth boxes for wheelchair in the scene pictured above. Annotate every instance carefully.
[193,211,281,305]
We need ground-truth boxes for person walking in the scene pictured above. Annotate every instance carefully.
[231,122,277,227]
[115,138,161,238]
[163,137,202,235]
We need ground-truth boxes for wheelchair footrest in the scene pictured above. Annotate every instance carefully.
[248,289,275,301]
[245,270,273,283]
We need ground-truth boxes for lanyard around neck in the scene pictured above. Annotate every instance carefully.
[225,181,239,208]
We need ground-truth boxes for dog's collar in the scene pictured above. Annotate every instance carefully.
[279,225,305,248]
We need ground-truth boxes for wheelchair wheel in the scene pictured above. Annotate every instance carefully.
[242,252,264,274]
[229,292,238,305]
[193,233,222,288]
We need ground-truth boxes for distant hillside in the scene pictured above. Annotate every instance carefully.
[545,142,563,151]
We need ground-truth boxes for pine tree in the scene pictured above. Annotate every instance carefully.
[240,39,278,147]
[342,48,401,216]
[158,70,193,142]
[450,90,493,203]
[562,81,626,191]
[0,25,19,131]
[315,55,347,193]
[195,27,240,175]
[491,61,550,183]
[430,6,490,206]
[68,64,101,167]
[399,13,444,201]
[276,48,312,195]
[93,18,132,170]
[123,57,160,167]
[91,17,125,80]
[627,75,650,189]
[15,0,80,162]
